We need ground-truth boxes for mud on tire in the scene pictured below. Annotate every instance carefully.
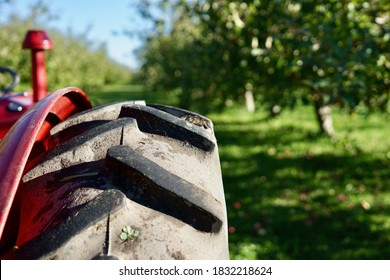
[6,101,228,260]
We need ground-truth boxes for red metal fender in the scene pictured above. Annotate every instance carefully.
[0,87,91,240]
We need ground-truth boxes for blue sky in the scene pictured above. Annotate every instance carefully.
[3,0,146,69]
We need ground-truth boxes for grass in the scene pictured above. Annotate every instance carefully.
[87,84,179,107]
[90,85,390,259]
[208,105,390,259]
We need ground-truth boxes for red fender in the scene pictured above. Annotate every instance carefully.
[0,87,91,240]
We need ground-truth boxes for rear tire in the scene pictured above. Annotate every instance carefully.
[6,101,228,260]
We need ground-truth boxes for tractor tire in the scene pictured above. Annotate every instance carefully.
[4,101,228,260]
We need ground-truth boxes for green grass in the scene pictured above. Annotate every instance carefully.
[86,84,179,107]
[90,85,390,259]
[208,105,390,259]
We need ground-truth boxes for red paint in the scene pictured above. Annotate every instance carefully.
[0,93,34,139]
[0,87,91,240]
[22,30,53,102]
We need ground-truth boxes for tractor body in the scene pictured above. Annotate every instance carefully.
[0,30,92,250]
[0,30,65,139]
[0,91,34,139]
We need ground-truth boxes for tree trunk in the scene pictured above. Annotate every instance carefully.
[313,98,335,137]
[245,90,255,113]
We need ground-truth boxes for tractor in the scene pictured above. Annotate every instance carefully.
[0,30,228,259]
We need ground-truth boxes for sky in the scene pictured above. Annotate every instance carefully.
[2,0,147,69]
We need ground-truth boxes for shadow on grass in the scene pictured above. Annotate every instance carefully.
[215,117,390,259]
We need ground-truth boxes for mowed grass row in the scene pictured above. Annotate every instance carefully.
[89,85,390,259]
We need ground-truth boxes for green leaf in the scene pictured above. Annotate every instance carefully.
[119,232,128,241]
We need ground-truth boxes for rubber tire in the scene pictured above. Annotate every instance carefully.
[6,101,228,260]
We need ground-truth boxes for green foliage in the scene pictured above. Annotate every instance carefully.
[0,2,132,93]
[138,0,390,116]
[45,32,132,92]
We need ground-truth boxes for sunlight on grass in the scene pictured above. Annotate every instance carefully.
[209,103,390,259]
[88,84,179,107]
